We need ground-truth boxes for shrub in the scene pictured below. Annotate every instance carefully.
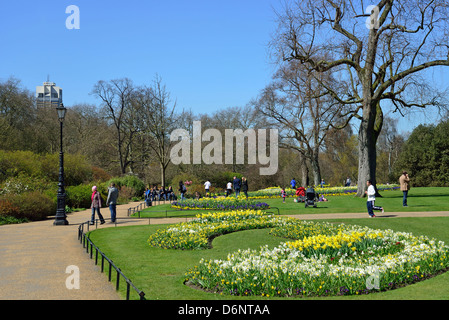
[40,153,93,186]
[92,166,112,182]
[0,150,42,181]
[210,172,242,190]
[117,185,135,204]
[107,175,145,198]
[0,215,27,225]
[0,174,55,195]
[65,184,94,209]
[0,150,95,186]
[0,199,20,217]
[66,183,108,209]
[2,191,55,221]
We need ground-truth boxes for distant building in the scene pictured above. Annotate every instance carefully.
[36,81,62,108]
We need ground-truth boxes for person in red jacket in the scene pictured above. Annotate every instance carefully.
[295,186,306,203]
[90,186,105,225]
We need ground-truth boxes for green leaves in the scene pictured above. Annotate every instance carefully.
[395,120,449,187]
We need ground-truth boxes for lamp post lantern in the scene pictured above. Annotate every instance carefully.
[54,103,69,225]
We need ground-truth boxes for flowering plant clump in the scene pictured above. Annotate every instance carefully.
[248,184,400,199]
[183,218,449,297]
[171,197,269,211]
[147,210,290,250]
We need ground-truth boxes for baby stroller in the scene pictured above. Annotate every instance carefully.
[305,187,317,208]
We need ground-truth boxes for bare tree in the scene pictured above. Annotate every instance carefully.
[91,78,136,174]
[271,0,449,196]
[133,76,178,188]
[254,60,344,186]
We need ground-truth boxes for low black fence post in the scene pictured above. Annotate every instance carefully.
[77,221,146,300]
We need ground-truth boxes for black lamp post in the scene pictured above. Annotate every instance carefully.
[54,103,69,225]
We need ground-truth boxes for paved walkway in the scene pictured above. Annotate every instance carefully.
[0,201,186,300]
[0,202,448,300]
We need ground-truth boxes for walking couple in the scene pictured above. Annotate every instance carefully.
[90,183,119,225]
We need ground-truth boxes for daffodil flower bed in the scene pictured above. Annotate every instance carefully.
[248,184,400,198]
[176,213,449,297]
[171,197,270,211]
[147,210,284,250]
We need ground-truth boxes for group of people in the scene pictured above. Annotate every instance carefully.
[174,176,251,201]
[289,178,328,204]
[89,171,412,224]
[144,185,176,205]
[289,172,412,218]
[225,176,249,199]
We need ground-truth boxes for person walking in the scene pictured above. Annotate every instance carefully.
[345,177,351,187]
[179,181,187,201]
[399,171,411,207]
[90,186,105,225]
[144,186,152,206]
[106,182,119,223]
[233,176,241,198]
[226,181,232,197]
[365,180,384,218]
[281,188,287,203]
[290,178,296,189]
[204,180,211,196]
[241,177,249,200]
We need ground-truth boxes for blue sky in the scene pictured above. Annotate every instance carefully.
[0,1,447,133]
[0,0,281,113]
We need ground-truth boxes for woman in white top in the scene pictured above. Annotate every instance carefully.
[365,180,384,218]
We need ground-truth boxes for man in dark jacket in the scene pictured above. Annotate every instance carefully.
[106,183,119,223]
[233,176,241,198]
[241,177,249,199]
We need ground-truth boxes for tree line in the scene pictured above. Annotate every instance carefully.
[2,75,447,191]
[2,0,449,193]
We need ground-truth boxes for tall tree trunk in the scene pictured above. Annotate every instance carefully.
[356,27,381,197]
[160,163,166,189]
[310,150,321,187]
[298,152,309,187]
[356,105,377,197]
[357,100,384,197]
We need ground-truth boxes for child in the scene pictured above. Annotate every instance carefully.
[281,188,287,203]
[365,180,384,218]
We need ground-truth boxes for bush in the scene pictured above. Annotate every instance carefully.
[92,166,112,182]
[0,215,27,225]
[210,171,242,190]
[66,184,108,209]
[0,150,41,182]
[40,153,93,186]
[1,191,55,221]
[65,184,93,209]
[107,175,145,198]
[117,185,135,204]
[0,150,95,186]
[0,199,20,217]
[0,173,55,195]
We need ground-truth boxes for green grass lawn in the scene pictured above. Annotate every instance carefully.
[88,187,449,300]
[136,187,449,218]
